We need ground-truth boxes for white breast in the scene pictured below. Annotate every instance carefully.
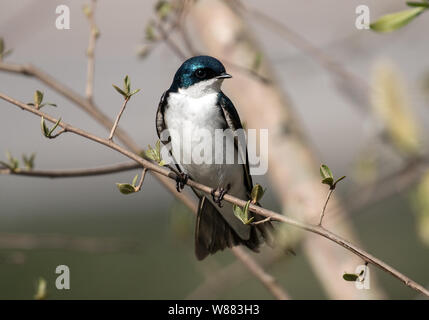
[163,88,250,240]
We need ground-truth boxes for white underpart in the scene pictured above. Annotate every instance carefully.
[164,78,250,239]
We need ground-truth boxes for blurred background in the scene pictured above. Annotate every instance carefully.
[0,0,429,299]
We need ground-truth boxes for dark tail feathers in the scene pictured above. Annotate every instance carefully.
[195,196,274,260]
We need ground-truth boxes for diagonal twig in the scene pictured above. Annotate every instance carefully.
[0,161,140,178]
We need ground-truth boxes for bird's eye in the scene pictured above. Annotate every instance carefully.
[195,69,206,79]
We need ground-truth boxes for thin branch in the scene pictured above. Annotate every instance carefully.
[230,247,289,300]
[2,92,428,298]
[187,249,284,299]
[85,0,97,103]
[251,216,271,225]
[135,168,147,192]
[109,97,130,140]
[0,161,140,178]
[318,188,334,226]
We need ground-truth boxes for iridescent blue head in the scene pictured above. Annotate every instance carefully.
[169,55,231,91]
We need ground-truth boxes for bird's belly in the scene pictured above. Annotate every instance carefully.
[164,92,245,191]
[183,161,242,190]
[170,121,241,190]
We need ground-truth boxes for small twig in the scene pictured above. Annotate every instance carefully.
[134,168,147,192]
[0,161,140,178]
[108,97,130,140]
[318,188,334,226]
[85,0,98,103]
[251,216,272,225]
[230,247,289,300]
[187,249,285,299]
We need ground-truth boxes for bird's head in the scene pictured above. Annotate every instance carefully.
[170,55,232,97]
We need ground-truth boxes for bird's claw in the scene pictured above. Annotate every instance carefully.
[211,184,230,208]
[175,173,188,192]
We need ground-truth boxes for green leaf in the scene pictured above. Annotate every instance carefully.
[124,75,130,94]
[112,84,128,98]
[320,164,333,180]
[5,151,19,170]
[251,184,265,204]
[22,153,36,170]
[233,204,244,220]
[131,174,138,187]
[48,118,62,136]
[145,141,164,165]
[243,201,254,224]
[407,2,429,8]
[322,177,334,186]
[411,171,429,246]
[82,4,92,17]
[145,22,157,41]
[370,7,425,32]
[334,175,346,186]
[41,117,62,138]
[116,183,136,195]
[156,140,161,153]
[34,90,43,106]
[320,164,335,186]
[145,145,157,161]
[114,75,139,99]
[233,201,254,224]
[41,117,50,136]
[155,0,172,20]
[129,89,141,97]
[0,38,12,60]
[343,273,359,282]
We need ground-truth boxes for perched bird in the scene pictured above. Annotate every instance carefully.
[156,55,273,260]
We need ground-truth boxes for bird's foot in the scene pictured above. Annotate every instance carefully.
[175,173,188,192]
[211,184,231,208]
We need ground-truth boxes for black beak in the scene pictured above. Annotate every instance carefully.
[216,72,232,79]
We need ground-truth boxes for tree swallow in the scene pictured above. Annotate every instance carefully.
[156,56,273,260]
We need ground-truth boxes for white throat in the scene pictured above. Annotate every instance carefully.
[178,78,223,98]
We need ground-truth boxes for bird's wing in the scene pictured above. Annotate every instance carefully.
[218,92,253,195]
[156,90,186,176]
[156,91,169,144]
[218,92,275,244]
